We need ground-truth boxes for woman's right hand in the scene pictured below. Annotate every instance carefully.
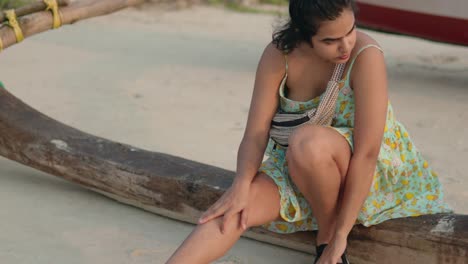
[198,179,252,234]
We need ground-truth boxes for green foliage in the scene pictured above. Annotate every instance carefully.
[225,2,263,13]
[259,0,288,5]
[206,0,224,4]
[0,0,31,10]
[205,0,287,15]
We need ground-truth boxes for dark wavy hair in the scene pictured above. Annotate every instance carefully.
[273,0,357,53]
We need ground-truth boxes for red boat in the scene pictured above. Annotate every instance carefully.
[356,0,468,46]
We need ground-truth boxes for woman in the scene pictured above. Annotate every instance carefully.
[166,0,452,263]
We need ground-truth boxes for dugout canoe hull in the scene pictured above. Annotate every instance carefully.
[0,87,467,264]
[356,0,468,46]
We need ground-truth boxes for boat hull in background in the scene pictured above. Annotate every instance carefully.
[356,0,468,46]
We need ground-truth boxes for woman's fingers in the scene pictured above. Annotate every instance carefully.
[221,208,237,234]
[199,201,226,224]
[240,208,248,230]
[199,207,223,224]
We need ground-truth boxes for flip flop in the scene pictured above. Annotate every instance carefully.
[313,244,350,264]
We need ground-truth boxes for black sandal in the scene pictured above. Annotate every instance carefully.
[314,244,328,264]
[313,244,350,264]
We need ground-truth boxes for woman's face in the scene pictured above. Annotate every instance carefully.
[310,8,357,64]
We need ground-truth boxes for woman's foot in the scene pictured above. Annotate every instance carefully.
[313,244,349,264]
[314,244,328,264]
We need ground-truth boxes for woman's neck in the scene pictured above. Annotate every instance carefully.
[296,43,335,67]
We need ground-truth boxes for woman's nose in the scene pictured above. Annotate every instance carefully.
[339,39,350,54]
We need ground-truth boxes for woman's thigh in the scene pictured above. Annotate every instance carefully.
[245,172,283,227]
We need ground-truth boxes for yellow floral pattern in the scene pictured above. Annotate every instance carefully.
[259,46,452,234]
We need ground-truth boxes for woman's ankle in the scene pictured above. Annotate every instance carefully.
[316,230,334,245]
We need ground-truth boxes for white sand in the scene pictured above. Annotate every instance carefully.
[0,5,466,263]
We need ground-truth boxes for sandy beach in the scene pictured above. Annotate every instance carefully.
[0,4,467,263]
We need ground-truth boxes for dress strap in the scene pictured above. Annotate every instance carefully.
[345,44,383,81]
[284,53,289,74]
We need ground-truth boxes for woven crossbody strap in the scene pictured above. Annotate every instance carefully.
[309,63,345,125]
[269,63,346,147]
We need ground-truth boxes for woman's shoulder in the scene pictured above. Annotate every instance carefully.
[257,42,288,75]
[348,31,385,69]
[347,31,386,86]
[353,31,382,56]
[264,42,287,62]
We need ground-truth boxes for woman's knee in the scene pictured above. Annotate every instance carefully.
[287,125,332,167]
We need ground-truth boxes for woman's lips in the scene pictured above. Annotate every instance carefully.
[338,54,349,60]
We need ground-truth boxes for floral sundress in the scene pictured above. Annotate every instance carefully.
[259,45,453,234]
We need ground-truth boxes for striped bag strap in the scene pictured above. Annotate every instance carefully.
[308,63,346,125]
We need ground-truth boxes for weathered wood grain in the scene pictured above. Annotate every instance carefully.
[0,87,467,264]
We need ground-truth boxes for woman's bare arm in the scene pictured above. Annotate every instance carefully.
[335,44,388,236]
[233,43,285,186]
[198,43,285,227]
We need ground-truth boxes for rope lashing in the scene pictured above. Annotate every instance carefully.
[4,9,24,43]
[44,0,62,29]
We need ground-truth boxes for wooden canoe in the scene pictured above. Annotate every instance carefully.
[356,0,468,46]
[0,1,467,263]
[0,84,467,263]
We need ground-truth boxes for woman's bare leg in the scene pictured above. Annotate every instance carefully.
[165,173,281,264]
[287,125,351,246]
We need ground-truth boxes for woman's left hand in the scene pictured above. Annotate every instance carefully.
[316,233,348,264]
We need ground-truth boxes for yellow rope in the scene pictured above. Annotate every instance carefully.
[0,36,3,52]
[4,9,24,43]
[44,0,62,29]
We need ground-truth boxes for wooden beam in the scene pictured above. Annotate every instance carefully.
[0,87,467,263]
[0,0,145,50]
[0,0,70,23]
